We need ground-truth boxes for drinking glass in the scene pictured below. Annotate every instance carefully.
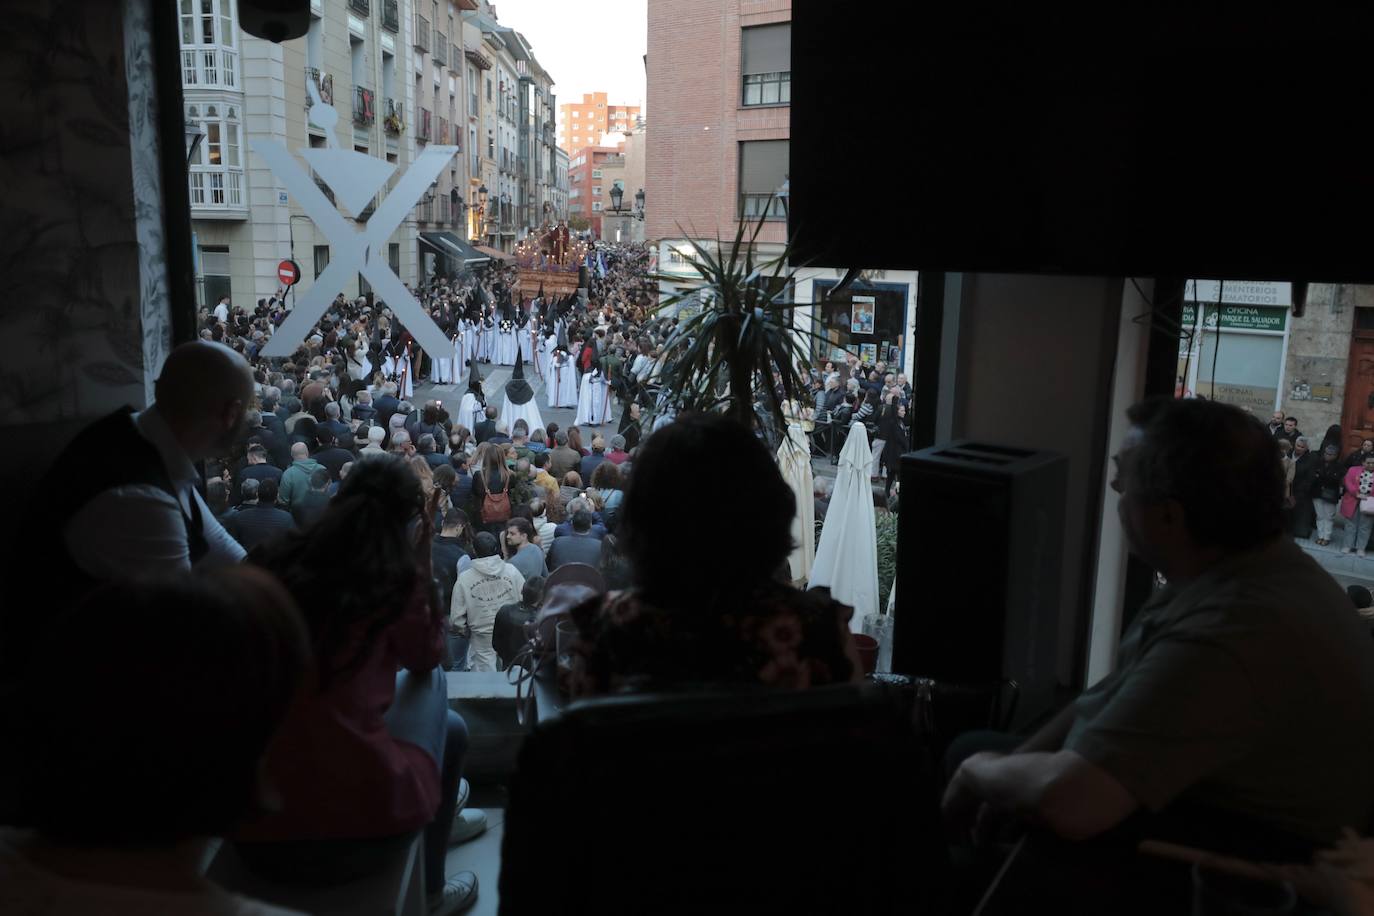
[863,613,895,673]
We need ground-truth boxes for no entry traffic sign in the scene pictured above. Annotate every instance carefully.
[277,259,302,287]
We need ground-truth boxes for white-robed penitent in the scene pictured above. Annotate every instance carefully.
[574,369,612,426]
[519,322,535,363]
[381,348,414,400]
[538,333,556,383]
[808,421,879,632]
[461,319,478,366]
[547,351,579,408]
[476,320,495,362]
[432,334,461,385]
[777,423,815,582]
[494,322,518,365]
[499,351,544,437]
[457,360,486,430]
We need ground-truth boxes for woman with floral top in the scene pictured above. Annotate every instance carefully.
[566,412,863,696]
[1340,454,1374,556]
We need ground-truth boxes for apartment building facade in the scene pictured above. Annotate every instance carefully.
[568,145,626,239]
[646,0,918,378]
[557,92,641,157]
[182,0,553,304]
[182,0,482,307]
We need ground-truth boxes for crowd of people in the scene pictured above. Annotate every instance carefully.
[10,234,1374,914]
[1,240,917,915]
[1274,412,1374,564]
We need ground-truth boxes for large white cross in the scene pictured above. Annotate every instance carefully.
[253,140,459,359]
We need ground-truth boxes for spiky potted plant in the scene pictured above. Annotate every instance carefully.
[650,200,835,437]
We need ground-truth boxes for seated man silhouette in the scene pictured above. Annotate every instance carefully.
[942,398,1374,911]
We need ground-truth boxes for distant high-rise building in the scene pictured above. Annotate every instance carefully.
[557,92,640,156]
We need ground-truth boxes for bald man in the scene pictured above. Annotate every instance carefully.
[54,341,252,580]
[4,342,254,675]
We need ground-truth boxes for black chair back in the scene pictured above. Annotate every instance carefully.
[499,683,944,915]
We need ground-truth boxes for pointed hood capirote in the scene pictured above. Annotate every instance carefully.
[467,358,485,399]
[505,349,534,405]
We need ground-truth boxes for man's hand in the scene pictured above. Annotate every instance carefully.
[942,751,1006,843]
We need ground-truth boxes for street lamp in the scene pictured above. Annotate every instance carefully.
[184,120,205,164]
[634,188,645,220]
[609,183,624,212]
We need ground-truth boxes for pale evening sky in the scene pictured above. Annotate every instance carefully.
[492,0,648,120]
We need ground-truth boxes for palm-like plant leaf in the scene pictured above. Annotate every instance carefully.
[649,199,859,435]
[643,195,857,436]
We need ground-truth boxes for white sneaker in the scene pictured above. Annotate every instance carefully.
[456,777,470,813]
[428,871,478,915]
[448,807,488,845]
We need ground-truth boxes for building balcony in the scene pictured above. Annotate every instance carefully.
[438,117,449,145]
[417,107,432,142]
[189,169,247,217]
[348,0,369,15]
[450,44,462,74]
[384,98,404,134]
[464,47,492,70]
[434,32,448,66]
[304,67,333,108]
[353,86,376,127]
[181,47,239,90]
[381,0,399,31]
[414,13,430,52]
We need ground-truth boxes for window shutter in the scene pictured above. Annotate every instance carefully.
[741,24,790,76]
[739,140,789,194]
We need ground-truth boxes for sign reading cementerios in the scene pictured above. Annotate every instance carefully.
[1184,280,1292,306]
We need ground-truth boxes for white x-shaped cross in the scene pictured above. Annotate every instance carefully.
[253,141,459,359]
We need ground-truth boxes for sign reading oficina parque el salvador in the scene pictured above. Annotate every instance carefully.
[254,81,456,358]
[1182,279,1291,334]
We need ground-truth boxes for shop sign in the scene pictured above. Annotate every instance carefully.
[1208,383,1278,415]
[1185,280,1292,306]
[1181,303,1287,333]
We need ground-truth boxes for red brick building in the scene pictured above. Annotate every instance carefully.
[646,0,790,248]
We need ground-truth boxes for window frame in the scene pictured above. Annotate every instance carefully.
[186,101,245,209]
[179,0,239,89]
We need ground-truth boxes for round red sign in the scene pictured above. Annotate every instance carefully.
[277,259,301,287]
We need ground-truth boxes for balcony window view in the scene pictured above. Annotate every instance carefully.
[8,2,1374,915]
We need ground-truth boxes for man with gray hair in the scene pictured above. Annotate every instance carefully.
[359,425,388,458]
[388,429,415,458]
[321,400,350,447]
[607,434,629,465]
[418,433,448,471]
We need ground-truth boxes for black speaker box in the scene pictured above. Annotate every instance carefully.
[893,442,1067,729]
